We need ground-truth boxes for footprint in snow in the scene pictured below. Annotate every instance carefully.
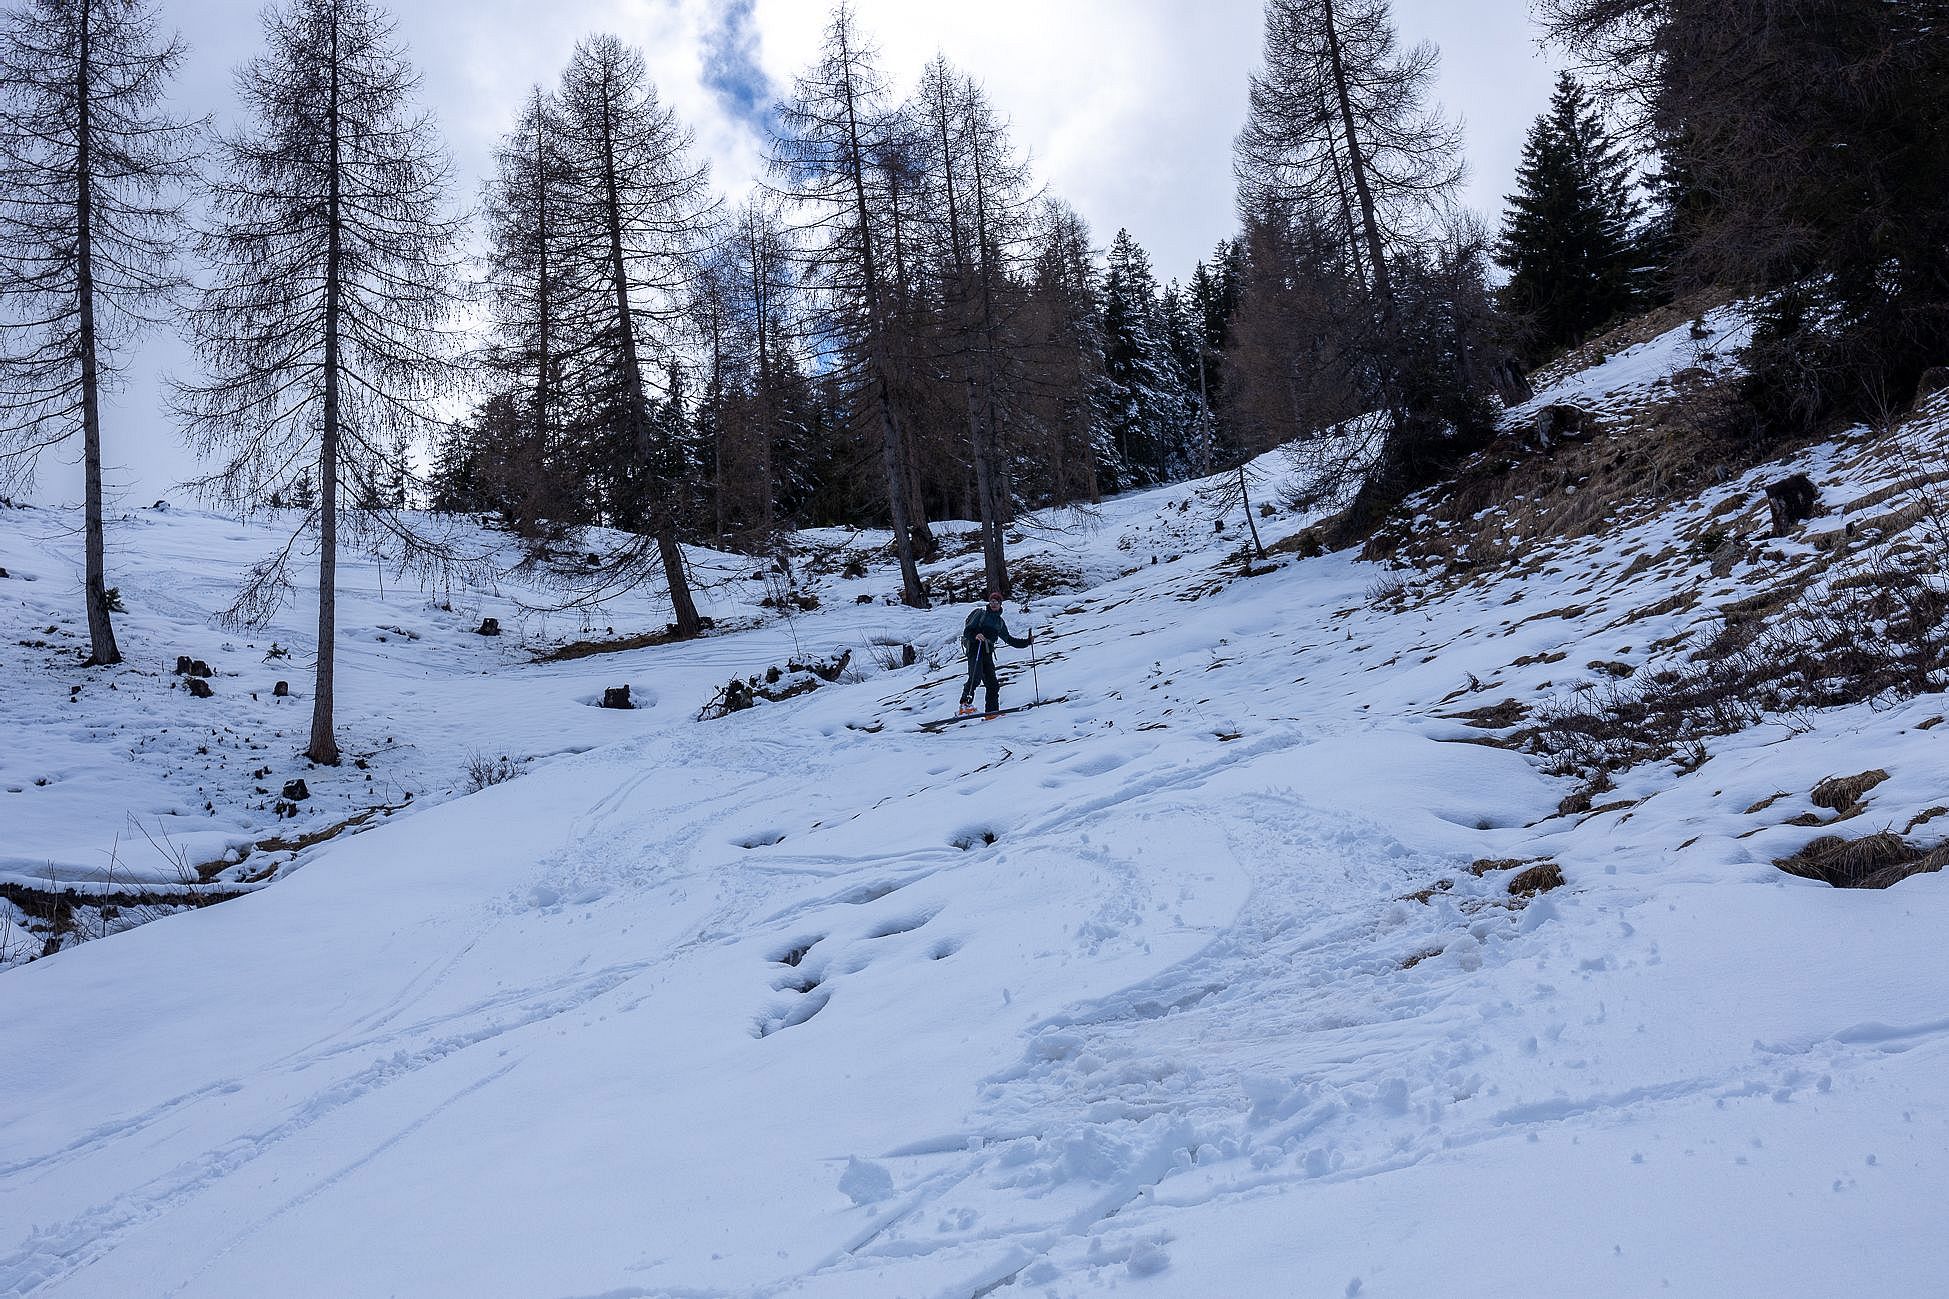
[865,910,938,940]
[754,988,829,1038]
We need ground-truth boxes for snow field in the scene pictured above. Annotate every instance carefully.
[3,318,1949,1296]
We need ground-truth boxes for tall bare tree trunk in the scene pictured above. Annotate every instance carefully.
[875,371,925,602]
[74,5,120,667]
[1238,464,1266,559]
[1322,0,1413,494]
[598,84,699,636]
[968,379,1007,595]
[658,528,698,628]
[836,40,925,608]
[310,14,343,767]
[968,129,1010,593]
[749,219,776,537]
[707,306,724,546]
[1318,88,1370,294]
[529,96,554,537]
[1322,0,1392,305]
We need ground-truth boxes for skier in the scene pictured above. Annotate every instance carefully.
[957,590,1032,717]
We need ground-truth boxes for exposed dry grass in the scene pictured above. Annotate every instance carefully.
[533,628,682,663]
[1775,833,1949,890]
[1444,698,1528,729]
[1810,769,1889,814]
[1507,862,1566,897]
[1364,369,1766,575]
[1525,547,1948,780]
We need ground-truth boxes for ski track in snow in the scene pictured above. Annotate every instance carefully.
[4,320,1949,1296]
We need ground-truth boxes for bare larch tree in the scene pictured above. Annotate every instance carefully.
[771,2,929,608]
[175,0,469,765]
[0,0,196,664]
[551,33,716,635]
[478,84,575,539]
[1234,0,1484,525]
[911,59,1039,597]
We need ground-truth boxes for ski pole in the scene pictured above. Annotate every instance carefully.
[1029,626,1041,704]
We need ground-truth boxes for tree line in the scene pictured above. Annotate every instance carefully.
[4,0,1944,766]
[434,10,1249,613]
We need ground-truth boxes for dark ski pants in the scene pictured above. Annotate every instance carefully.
[960,642,1000,712]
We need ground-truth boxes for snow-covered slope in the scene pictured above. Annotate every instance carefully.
[3,337,1947,1297]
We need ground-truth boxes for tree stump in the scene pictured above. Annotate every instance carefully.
[1916,366,1949,407]
[1764,474,1820,536]
[600,685,633,710]
[1530,403,1595,452]
[476,617,501,636]
[281,778,310,801]
[186,678,214,698]
[274,681,290,697]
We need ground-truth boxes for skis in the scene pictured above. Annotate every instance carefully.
[917,697,1069,733]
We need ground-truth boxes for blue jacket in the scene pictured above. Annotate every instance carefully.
[961,607,1029,657]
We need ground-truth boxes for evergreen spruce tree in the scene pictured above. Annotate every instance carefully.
[1494,71,1642,361]
[1189,242,1246,468]
[1019,197,1108,507]
[1096,229,1187,490]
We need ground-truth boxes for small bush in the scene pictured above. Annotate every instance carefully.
[1364,571,1409,605]
[464,751,521,793]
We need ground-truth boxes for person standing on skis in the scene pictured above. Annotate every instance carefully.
[958,590,1031,717]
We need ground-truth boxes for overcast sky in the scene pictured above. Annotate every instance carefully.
[31,0,1562,506]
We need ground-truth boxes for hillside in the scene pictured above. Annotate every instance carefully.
[3,317,1948,1297]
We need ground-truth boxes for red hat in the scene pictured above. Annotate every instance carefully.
[985,589,1003,601]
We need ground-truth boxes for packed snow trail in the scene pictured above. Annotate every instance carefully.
[5,344,1949,1295]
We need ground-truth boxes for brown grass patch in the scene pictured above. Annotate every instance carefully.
[1508,862,1566,897]
[1266,528,1327,560]
[1775,833,1949,889]
[1903,806,1949,834]
[1839,471,1949,517]
[246,802,408,863]
[535,628,682,662]
[1365,367,1765,574]
[1810,769,1889,814]
[1525,551,1948,781]
[1610,591,1698,629]
[1444,698,1529,729]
